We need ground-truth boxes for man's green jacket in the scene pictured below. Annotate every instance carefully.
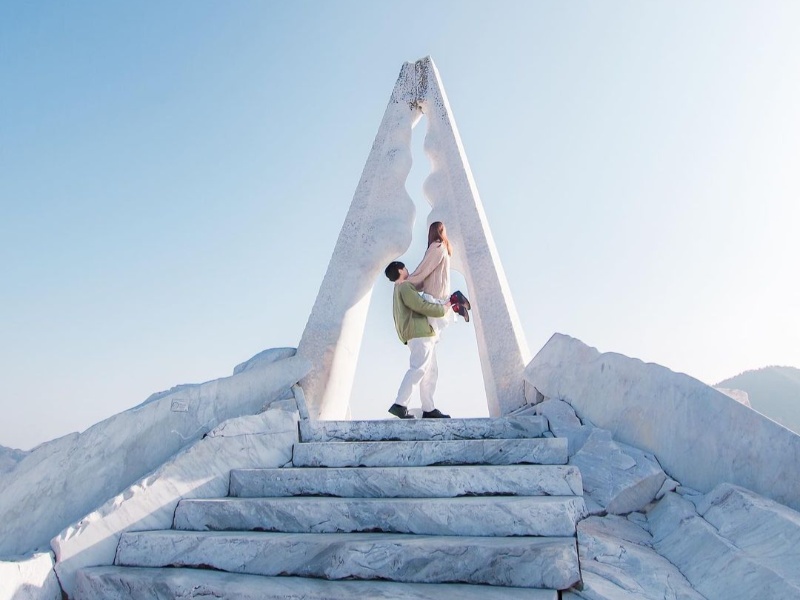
[393,281,447,344]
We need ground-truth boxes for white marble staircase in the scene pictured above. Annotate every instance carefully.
[75,415,587,599]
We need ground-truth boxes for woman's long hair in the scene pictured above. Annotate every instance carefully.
[428,221,453,256]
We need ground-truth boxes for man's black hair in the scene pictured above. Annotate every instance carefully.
[384,261,405,282]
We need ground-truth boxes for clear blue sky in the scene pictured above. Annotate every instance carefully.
[2,1,799,450]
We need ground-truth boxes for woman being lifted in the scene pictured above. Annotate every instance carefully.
[407,221,471,329]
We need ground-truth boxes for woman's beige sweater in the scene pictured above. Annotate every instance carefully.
[407,242,450,300]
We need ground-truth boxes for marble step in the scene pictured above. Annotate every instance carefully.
[292,437,568,467]
[76,567,560,599]
[116,530,581,589]
[174,495,587,536]
[299,416,549,442]
[230,464,583,498]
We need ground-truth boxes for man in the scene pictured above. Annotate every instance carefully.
[384,260,451,419]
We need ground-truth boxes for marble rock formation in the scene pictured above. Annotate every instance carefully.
[0,445,28,477]
[52,403,300,597]
[532,399,666,515]
[0,349,309,558]
[569,429,665,515]
[648,488,800,598]
[0,552,62,600]
[524,333,800,512]
[562,480,800,598]
[563,515,705,600]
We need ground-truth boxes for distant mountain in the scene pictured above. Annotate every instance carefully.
[716,366,800,434]
[0,444,28,475]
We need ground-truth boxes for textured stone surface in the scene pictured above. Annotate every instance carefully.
[646,489,800,599]
[173,495,586,537]
[51,407,299,597]
[293,438,568,467]
[300,415,547,442]
[116,530,580,589]
[655,476,679,500]
[297,56,530,420]
[569,429,666,514]
[563,572,684,600]
[417,57,531,416]
[295,61,419,420]
[0,553,62,600]
[523,333,800,511]
[76,567,559,600]
[232,347,297,375]
[714,387,751,407]
[645,491,699,543]
[569,516,705,600]
[535,399,592,455]
[0,445,28,476]
[653,509,800,598]
[230,464,583,498]
[0,352,309,558]
[697,484,800,586]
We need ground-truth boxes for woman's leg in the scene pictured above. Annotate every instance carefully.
[420,292,453,333]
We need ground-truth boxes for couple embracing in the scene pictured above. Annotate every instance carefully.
[384,221,471,420]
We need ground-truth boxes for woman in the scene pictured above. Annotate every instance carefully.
[407,221,470,324]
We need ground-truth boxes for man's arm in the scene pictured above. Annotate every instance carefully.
[407,243,446,288]
[399,284,448,318]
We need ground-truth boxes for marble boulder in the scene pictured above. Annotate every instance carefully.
[563,515,704,599]
[0,350,309,559]
[569,428,666,515]
[0,553,61,600]
[647,489,800,598]
[524,333,800,512]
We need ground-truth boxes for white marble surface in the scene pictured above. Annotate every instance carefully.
[296,60,421,420]
[645,491,698,543]
[697,483,800,586]
[76,567,560,600]
[535,399,592,455]
[116,530,580,589]
[415,56,531,416]
[297,56,530,419]
[232,347,297,375]
[230,464,583,498]
[647,489,800,598]
[0,553,61,600]
[173,495,586,537]
[0,445,28,476]
[567,516,705,600]
[562,572,647,600]
[300,415,548,442]
[0,352,309,559]
[569,429,666,514]
[51,407,299,598]
[292,437,568,467]
[653,507,800,598]
[714,387,751,407]
[524,333,800,511]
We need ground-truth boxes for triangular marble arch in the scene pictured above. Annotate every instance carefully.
[297,56,530,420]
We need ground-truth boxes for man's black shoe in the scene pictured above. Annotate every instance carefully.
[450,290,471,311]
[422,408,451,418]
[388,403,414,419]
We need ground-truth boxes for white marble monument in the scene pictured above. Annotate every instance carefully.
[297,56,530,420]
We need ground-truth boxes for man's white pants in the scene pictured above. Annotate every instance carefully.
[395,334,439,412]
